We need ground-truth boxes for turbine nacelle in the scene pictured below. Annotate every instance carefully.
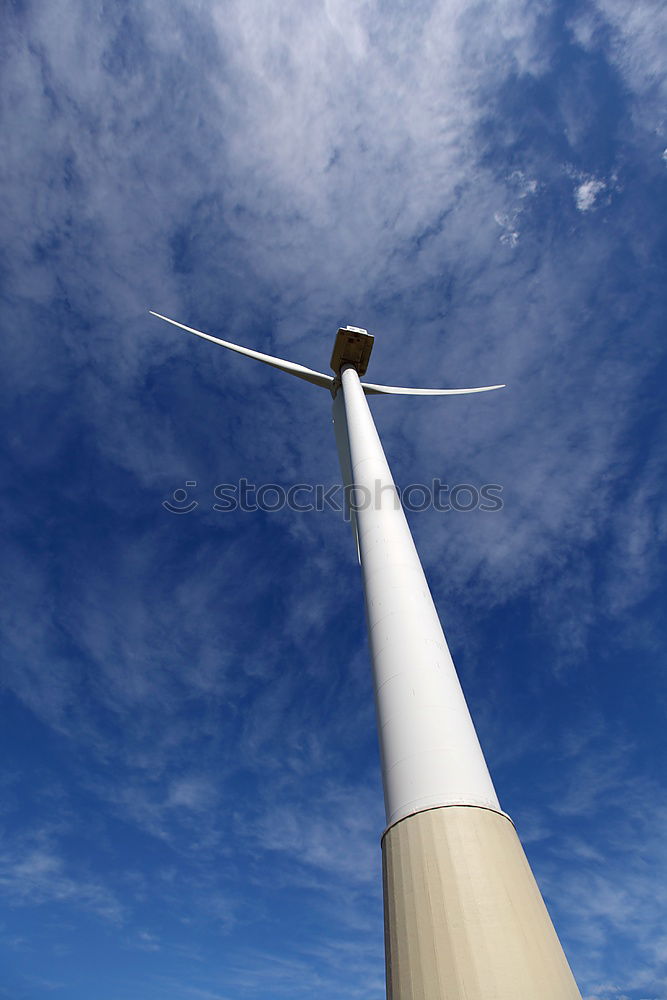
[330,326,374,376]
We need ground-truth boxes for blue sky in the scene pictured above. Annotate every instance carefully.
[1,0,666,997]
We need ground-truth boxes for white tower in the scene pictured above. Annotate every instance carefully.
[151,312,582,999]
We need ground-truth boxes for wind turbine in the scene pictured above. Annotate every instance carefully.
[150,311,582,1000]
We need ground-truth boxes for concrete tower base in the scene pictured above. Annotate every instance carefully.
[382,805,581,1000]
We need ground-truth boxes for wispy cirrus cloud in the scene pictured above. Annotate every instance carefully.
[0,835,123,924]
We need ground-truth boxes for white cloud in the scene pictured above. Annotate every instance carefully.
[575,177,606,211]
[494,210,520,246]
[592,0,667,116]
[0,839,123,924]
[168,777,216,811]
[568,1,666,131]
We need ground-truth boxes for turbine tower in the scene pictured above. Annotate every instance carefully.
[151,311,582,1000]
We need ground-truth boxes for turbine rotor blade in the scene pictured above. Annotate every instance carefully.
[361,381,506,396]
[149,311,334,391]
